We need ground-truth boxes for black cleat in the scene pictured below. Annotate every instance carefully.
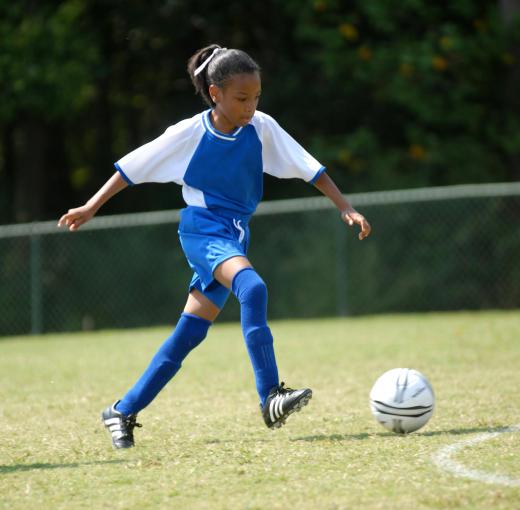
[261,382,312,429]
[101,401,142,449]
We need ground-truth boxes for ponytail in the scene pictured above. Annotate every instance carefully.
[187,44,222,107]
[187,44,260,107]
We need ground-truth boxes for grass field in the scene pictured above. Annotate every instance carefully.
[1,311,519,510]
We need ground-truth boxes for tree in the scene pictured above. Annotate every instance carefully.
[0,1,99,222]
[1,0,519,224]
[500,0,520,178]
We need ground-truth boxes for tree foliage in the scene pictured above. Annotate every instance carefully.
[0,1,99,121]
[0,0,519,223]
[281,0,520,191]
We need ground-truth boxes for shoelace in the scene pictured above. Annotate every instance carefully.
[276,382,295,396]
[122,415,142,435]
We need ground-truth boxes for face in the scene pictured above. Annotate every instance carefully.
[209,72,261,128]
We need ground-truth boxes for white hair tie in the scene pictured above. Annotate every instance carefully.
[194,47,227,76]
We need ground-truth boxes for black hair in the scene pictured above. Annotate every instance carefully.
[187,44,260,107]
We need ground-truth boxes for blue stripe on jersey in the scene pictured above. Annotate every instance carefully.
[202,110,243,141]
[183,124,263,216]
[309,166,327,184]
[114,162,135,186]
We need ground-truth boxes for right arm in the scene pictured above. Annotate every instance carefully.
[58,171,128,231]
[58,115,202,231]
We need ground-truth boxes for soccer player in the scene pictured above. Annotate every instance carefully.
[58,44,371,448]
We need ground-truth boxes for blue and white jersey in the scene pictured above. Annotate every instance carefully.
[115,110,325,218]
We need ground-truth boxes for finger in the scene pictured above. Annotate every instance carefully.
[62,217,74,227]
[63,217,74,230]
[60,214,77,228]
[359,221,371,240]
[58,214,69,227]
[343,213,354,226]
[69,217,84,231]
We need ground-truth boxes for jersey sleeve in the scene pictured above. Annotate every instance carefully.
[257,113,325,183]
[114,116,203,185]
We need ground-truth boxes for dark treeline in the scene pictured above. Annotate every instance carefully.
[1,0,519,224]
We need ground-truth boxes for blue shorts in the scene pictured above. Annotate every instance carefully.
[178,206,251,309]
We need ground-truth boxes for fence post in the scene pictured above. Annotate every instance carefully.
[30,234,43,334]
[335,216,348,316]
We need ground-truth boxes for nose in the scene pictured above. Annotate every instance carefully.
[245,99,257,113]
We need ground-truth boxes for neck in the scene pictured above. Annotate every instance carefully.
[210,109,236,134]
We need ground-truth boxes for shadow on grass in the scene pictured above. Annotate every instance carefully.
[205,438,271,445]
[0,459,126,474]
[291,426,512,443]
[290,432,384,442]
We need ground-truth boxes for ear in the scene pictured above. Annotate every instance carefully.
[208,84,221,104]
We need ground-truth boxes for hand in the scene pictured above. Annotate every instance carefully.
[341,208,371,240]
[58,204,96,231]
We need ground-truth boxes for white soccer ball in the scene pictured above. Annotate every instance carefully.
[369,368,435,434]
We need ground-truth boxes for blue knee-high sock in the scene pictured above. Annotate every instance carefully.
[232,268,279,406]
[116,313,211,416]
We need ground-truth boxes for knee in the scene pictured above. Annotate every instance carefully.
[232,268,268,306]
[245,276,268,305]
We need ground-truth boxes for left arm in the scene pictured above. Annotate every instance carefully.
[313,172,371,240]
[256,113,370,239]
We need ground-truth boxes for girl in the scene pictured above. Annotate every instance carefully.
[59,44,371,449]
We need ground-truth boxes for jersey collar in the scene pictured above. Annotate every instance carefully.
[202,110,243,141]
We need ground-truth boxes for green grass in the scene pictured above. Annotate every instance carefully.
[1,311,519,510]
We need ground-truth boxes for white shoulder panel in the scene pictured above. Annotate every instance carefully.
[250,111,324,182]
[115,113,205,185]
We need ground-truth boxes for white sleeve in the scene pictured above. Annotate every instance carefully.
[256,113,325,183]
[114,116,204,185]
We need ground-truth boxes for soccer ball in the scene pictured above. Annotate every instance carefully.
[369,368,435,434]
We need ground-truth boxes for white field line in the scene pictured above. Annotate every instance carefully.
[432,424,520,487]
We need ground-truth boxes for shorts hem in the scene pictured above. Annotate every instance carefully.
[188,279,231,309]
[210,252,247,280]
[188,284,223,308]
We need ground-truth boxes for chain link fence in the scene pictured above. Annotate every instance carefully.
[1,182,519,336]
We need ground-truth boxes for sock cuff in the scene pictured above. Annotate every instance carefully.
[180,312,212,327]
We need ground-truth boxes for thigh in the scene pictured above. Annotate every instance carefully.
[213,256,252,289]
[183,289,221,322]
